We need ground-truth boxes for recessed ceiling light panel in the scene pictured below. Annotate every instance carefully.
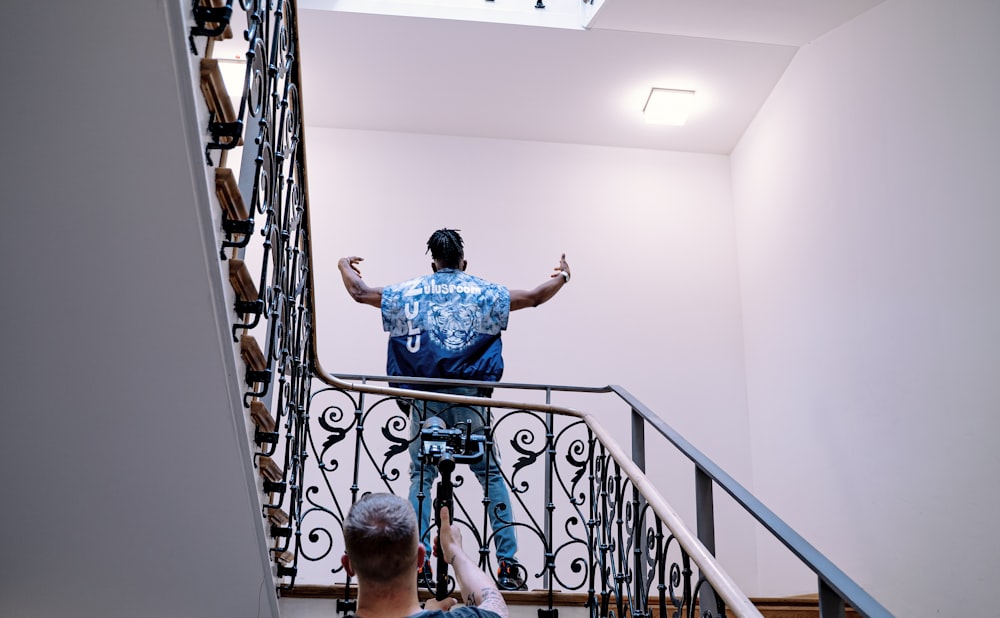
[643,88,696,126]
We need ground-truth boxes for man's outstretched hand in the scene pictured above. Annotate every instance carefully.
[550,253,571,282]
[340,256,365,277]
[338,256,383,307]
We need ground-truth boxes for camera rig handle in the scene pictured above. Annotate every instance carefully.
[433,453,455,601]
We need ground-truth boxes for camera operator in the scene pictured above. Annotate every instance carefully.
[341,493,509,618]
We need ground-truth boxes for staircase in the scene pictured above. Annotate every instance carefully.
[184,2,890,618]
[188,0,306,595]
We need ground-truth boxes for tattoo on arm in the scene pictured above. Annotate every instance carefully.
[474,588,508,618]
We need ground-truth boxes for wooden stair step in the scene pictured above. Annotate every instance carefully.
[199,58,236,124]
[259,456,283,483]
[240,334,265,371]
[240,335,270,385]
[251,401,276,432]
[266,507,289,527]
[199,58,242,162]
[228,258,263,316]
[228,258,258,303]
[190,0,235,45]
[215,168,249,228]
[205,0,234,41]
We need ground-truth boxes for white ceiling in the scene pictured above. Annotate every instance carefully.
[283,0,885,154]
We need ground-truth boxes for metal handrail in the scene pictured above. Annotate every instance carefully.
[609,386,893,618]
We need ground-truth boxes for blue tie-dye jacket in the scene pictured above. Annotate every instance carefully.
[381,268,509,386]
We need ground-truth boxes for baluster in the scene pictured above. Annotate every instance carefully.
[587,431,600,618]
[694,467,720,616]
[350,389,366,502]
[630,408,647,617]
[543,387,555,593]
[818,578,846,618]
[653,520,666,618]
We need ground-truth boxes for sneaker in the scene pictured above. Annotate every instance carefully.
[497,560,527,591]
[417,559,434,588]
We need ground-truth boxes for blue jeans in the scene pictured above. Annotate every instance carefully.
[406,386,518,563]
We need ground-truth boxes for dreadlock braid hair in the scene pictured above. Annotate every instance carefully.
[426,228,465,268]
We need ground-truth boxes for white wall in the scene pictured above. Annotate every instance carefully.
[305,128,759,590]
[731,0,1000,614]
[0,2,278,616]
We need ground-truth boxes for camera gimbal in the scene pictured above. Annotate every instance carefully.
[419,416,485,600]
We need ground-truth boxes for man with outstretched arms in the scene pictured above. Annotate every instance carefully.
[338,228,571,590]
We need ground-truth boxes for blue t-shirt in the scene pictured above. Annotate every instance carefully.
[381,269,510,385]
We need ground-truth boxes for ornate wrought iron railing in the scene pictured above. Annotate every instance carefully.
[296,375,759,618]
[188,0,313,584]
[187,1,891,617]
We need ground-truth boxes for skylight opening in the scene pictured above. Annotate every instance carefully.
[297,0,608,31]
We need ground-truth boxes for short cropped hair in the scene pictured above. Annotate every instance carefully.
[343,493,419,581]
[426,228,465,268]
